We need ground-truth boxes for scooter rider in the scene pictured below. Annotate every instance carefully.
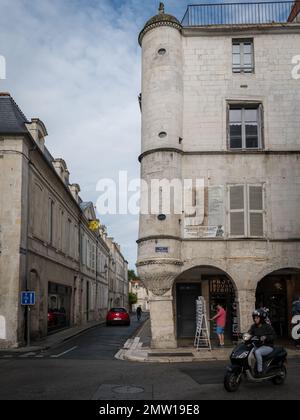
[249,309,276,377]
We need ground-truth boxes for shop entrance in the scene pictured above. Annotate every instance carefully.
[176,283,202,338]
[174,266,237,344]
[256,268,300,339]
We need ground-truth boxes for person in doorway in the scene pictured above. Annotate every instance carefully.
[249,309,276,377]
[136,306,142,322]
[209,304,226,347]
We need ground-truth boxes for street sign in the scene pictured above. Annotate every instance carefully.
[155,247,169,253]
[21,291,36,306]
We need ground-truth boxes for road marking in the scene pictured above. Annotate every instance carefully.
[50,346,78,358]
[19,352,36,358]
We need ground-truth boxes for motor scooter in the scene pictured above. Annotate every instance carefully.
[224,333,287,392]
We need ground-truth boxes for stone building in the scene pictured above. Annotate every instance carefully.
[106,237,129,310]
[129,278,149,312]
[137,2,300,348]
[0,93,128,348]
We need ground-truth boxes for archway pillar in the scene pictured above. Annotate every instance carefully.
[149,290,177,349]
[238,289,256,333]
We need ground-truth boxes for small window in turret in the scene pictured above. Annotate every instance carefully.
[158,48,167,56]
[158,132,167,138]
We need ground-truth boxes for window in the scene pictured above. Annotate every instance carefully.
[232,39,254,73]
[229,104,263,150]
[229,185,264,238]
[48,199,54,244]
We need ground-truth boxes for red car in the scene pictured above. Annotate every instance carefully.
[106,308,130,326]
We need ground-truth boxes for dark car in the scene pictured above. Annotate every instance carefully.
[106,308,130,326]
[48,309,67,331]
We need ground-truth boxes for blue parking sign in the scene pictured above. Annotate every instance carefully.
[21,291,36,306]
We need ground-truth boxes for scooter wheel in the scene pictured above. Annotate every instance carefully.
[224,372,241,392]
[272,366,287,385]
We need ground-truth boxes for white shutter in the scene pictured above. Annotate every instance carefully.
[248,185,264,237]
[229,185,245,237]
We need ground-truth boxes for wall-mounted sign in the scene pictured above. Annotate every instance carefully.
[88,220,100,231]
[155,247,169,253]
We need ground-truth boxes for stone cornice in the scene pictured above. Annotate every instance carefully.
[136,258,183,267]
[139,19,182,46]
[139,148,300,162]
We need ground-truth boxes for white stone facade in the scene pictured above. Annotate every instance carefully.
[0,100,128,348]
[137,7,300,348]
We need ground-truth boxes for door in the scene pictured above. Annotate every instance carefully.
[177,283,202,338]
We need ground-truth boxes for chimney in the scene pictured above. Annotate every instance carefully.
[26,118,48,152]
[52,159,69,186]
[69,183,81,202]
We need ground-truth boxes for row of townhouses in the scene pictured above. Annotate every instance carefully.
[0,93,128,349]
[137,2,300,348]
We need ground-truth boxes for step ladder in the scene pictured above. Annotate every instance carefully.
[194,297,212,351]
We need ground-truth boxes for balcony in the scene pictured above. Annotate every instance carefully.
[181,1,299,26]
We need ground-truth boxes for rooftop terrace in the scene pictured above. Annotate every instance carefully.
[181,1,299,26]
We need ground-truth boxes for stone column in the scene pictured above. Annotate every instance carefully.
[238,289,256,333]
[149,290,177,349]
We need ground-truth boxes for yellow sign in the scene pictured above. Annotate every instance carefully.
[89,220,100,231]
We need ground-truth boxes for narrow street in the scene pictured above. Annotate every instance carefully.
[0,316,300,400]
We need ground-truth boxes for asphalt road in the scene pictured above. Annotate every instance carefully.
[0,316,299,400]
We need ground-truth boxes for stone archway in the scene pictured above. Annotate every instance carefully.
[173,265,238,346]
[256,267,300,339]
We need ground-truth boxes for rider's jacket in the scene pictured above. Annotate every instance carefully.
[248,323,276,347]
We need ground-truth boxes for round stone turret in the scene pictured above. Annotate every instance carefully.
[139,3,182,46]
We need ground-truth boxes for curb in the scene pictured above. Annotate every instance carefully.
[0,321,106,353]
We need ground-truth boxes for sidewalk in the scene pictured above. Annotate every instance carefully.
[115,319,300,363]
[0,320,105,353]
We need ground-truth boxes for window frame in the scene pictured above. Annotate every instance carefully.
[232,39,254,73]
[227,102,263,151]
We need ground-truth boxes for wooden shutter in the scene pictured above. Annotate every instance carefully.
[229,185,245,236]
[248,185,264,237]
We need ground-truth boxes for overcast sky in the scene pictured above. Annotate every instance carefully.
[0,0,280,269]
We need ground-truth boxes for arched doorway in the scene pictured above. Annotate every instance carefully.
[173,266,238,346]
[256,268,300,340]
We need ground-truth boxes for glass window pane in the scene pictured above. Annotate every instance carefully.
[243,54,252,65]
[230,125,242,149]
[243,43,252,54]
[232,44,241,54]
[233,54,241,65]
[245,109,257,122]
[230,109,242,122]
[246,137,258,148]
[246,124,258,148]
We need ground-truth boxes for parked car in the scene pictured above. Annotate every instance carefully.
[47,309,67,330]
[106,308,130,326]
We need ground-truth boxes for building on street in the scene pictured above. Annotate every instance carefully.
[129,278,150,312]
[0,93,128,348]
[137,2,300,348]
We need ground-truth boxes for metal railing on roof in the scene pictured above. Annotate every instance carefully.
[181,1,297,26]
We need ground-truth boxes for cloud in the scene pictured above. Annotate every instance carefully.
[0,0,280,269]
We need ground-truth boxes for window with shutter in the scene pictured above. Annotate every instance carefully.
[248,185,264,237]
[229,185,245,236]
[228,184,264,238]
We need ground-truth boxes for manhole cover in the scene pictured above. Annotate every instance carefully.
[112,386,144,395]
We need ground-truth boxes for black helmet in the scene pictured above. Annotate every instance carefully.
[252,308,268,322]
